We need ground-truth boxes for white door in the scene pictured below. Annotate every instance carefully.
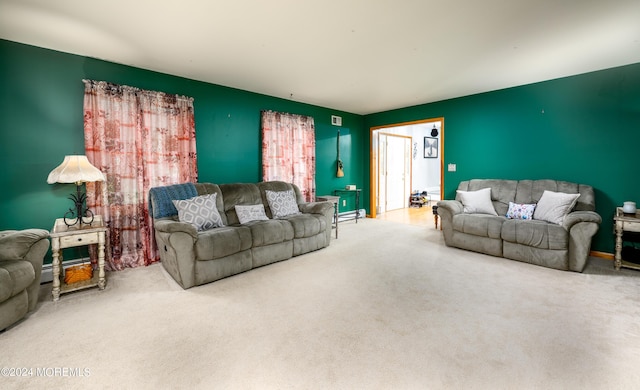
[378,134,387,214]
[381,134,411,212]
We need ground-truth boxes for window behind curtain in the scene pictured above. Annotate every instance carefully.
[261,110,316,202]
[83,80,197,270]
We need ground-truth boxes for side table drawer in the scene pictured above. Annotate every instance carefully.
[60,232,100,248]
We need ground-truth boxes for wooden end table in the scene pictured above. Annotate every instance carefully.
[613,207,640,271]
[50,216,108,301]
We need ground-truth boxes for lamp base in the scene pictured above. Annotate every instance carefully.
[63,184,95,227]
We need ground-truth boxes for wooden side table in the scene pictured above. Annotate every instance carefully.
[613,207,640,271]
[50,216,108,301]
[317,195,340,239]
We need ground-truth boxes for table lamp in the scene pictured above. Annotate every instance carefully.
[47,155,106,227]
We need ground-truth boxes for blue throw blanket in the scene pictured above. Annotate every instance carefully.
[149,183,198,219]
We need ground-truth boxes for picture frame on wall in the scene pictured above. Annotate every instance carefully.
[424,137,438,158]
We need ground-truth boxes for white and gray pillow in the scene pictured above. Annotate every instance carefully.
[235,204,269,224]
[456,187,498,216]
[172,193,224,231]
[533,190,580,225]
[265,189,301,218]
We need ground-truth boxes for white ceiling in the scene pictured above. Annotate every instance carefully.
[1,0,639,115]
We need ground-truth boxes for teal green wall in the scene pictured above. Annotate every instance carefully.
[0,40,366,262]
[364,63,640,253]
[3,39,638,257]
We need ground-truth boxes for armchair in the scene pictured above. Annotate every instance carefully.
[0,229,50,330]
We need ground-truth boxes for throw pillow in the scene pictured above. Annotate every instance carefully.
[235,204,269,224]
[505,202,536,220]
[172,193,224,231]
[533,190,580,225]
[456,188,498,216]
[265,189,301,218]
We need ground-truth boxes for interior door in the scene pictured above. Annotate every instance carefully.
[378,134,387,214]
[382,134,412,212]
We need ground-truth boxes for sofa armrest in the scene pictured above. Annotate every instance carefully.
[0,229,50,260]
[562,211,602,230]
[153,220,198,239]
[299,201,333,216]
[436,200,464,215]
[0,229,50,312]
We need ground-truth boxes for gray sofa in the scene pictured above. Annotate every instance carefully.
[437,179,602,272]
[0,229,50,330]
[149,181,333,289]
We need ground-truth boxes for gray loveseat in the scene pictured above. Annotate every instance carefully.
[149,181,333,289]
[1,229,49,330]
[437,179,601,272]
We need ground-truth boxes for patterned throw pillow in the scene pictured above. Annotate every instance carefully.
[235,204,269,224]
[505,202,536,220]
[172,193,224,231]
[265,189,301,218]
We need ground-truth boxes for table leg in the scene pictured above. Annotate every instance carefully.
[614,224,623,270]
[355,191,360,223]
[98,232,106,289]
[334,203,339,239]
[51,237,61,301]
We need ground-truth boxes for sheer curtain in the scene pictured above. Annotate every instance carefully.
[261,111,316,201]
[83,80,197,270]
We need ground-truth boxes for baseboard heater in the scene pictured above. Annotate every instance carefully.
[337,209,366,223]
[41,257,90,284]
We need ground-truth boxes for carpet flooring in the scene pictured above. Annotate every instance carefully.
[1,218,639,389]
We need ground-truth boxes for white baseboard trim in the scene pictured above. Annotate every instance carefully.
[41,257,90,283]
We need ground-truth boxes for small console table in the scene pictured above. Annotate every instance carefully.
[317,195,340,239]
[50,216,108,301]
[333,188,362,223]
[614,207,640,271]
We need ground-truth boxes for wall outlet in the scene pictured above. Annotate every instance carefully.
[342,200,346,207]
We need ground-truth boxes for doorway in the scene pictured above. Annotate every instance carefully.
[370,118,444,219]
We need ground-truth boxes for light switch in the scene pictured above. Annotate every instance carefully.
[448,163,457,172]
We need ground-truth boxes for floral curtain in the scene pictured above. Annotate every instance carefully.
[83,80,197,270]
[261,111,316,202]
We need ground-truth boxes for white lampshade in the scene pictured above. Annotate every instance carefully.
[47,155,106,184]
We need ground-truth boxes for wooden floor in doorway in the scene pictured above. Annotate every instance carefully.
[376,203,437,227]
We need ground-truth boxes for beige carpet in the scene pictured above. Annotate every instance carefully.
[2,218,639,389]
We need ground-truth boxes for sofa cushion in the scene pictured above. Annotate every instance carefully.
[0,260,35,301]
[219,183,263,225]
[452,214,504,239]
[265,189,301,218]
[514,180,595,212]
[235,204,269,224]
[501,219,568,250]
[456,188,497,215]
[533,190,580,225]
[195,226,252,261]
[283,214,326,239]
[245,219,294,247]
[173,193,224,231]
[458,179,517,216]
